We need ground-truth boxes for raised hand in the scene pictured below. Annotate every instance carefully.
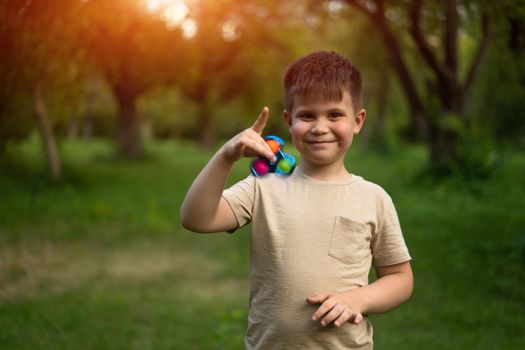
[220,107,276,163]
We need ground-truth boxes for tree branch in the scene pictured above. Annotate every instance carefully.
[463,12,490,97]
[409,0,452,84]
[342,0,375,17]
[343,0,430,137]
[443,0,458,76]
[375,0,384,16]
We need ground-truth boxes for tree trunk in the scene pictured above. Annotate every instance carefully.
[82,112,93,140]
[114,87,142,158]
[374,12,430,140]
[33,80,61,181]
[198,104,214,149]
[428,123,460,174]
[81,72,98,141]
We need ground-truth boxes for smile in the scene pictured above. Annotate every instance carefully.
[304,140,336,144]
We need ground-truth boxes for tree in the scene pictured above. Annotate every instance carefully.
[176,0,300,148]
[330,0,492,173]
[175,0,246,148]
[466,1,525,151]
[80,0,185,158]
[0,0,84,180]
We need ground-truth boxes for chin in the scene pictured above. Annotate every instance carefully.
[304,155,339,166]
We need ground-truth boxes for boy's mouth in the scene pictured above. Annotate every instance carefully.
[304,140,336,144]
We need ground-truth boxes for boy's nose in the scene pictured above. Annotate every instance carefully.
[310,119,329,135]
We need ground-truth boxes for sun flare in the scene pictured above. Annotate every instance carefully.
[145,0,189,27]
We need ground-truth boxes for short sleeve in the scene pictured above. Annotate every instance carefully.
[222,175,256,232]
[371,193,411,266]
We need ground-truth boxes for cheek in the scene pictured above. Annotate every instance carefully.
[334,124,354,144]
[288,124,307,150]
[290,121,308,137]
[289,127,301,145]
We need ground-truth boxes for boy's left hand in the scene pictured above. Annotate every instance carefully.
[306,290,365,327]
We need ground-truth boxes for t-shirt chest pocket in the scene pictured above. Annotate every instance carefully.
[328,216,372,265]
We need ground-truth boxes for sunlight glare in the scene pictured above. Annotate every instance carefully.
[182,19,198,39]
[222,20,240,42]
[145,0,189,28]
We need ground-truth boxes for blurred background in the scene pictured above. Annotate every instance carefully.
[1,0,524,348]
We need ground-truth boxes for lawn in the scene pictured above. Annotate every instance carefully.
[1,137,524,349]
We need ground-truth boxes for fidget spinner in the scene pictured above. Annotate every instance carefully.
[250,136,296,177]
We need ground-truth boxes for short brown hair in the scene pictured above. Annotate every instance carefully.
[283,51,362,113]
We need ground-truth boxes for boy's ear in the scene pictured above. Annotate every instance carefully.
[283,110,292,129]
[353,109,367,134]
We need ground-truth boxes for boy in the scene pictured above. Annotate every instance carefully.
[181,51,413,349]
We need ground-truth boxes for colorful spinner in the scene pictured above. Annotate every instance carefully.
[250,136,296,177]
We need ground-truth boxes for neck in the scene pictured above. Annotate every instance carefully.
[299,160,352,182]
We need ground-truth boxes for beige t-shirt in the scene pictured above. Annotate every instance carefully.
[222,168,411,349]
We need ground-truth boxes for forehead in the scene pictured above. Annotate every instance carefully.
[291,90,355,114]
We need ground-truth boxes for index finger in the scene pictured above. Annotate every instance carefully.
[311,299,335,321]
[251,107,269,134]
[306,292,331,305]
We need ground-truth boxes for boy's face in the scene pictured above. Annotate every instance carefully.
[283,90,366,169]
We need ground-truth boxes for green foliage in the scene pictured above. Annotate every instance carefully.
[80,0,185,92]
[139,87,199,139]
[454,122,502,180]
[1,0,525,179]
[427,114,500,180]
[467,26,525,149]
[171,0,313,146]
[0,93,33,147]
[0,0,86,148]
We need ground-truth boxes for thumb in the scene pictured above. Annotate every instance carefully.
[251,106,269,134]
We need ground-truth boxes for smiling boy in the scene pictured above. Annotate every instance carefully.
[181,51,413,349]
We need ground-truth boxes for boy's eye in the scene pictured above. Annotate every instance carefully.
[329,112,344,119]
[298,114,314,121]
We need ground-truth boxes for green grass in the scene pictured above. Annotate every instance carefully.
[1,137,524,349]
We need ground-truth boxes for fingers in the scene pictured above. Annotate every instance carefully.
[320,304,347,326]
[315,303,363,327]
[332,309,363,327]
[235,131,275,162]
[306,292,331,305]
[242,107,274,161]
[223,107,274,162]
[352,312,364,325]
[310,297,335,321]
[334,309,352,327]
[308,292,364,328]
[251,107,269,134]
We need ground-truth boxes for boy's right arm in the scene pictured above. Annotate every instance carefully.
[180,107,276,233]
